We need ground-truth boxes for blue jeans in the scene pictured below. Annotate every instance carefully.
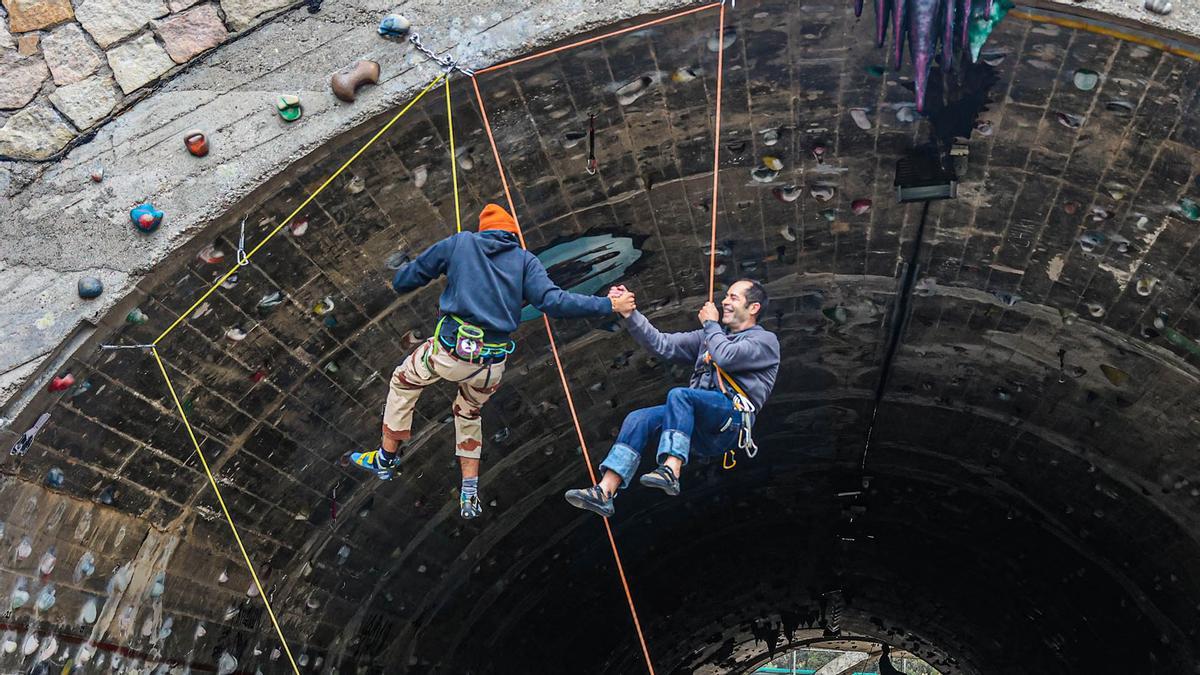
[598,387,740,489]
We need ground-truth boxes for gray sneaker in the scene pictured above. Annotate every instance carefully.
[563,485,614,518]
[638,465,680,496]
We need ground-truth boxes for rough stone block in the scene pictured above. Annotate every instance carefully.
[75,0,168,48]
[220,0,292,32]
[106,31,173,93]
[0,19,14,49]
[42,23,104,85]
[1,0,74,32]
[154,3,228,64]
[48,73,118,128]
[0,50,49,110]
[0,104,75,158]
[16,32,38,55]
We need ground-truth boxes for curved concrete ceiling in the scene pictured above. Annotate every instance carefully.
[2,1,1200,674]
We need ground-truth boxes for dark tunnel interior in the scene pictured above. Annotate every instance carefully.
[3,0,1200,673]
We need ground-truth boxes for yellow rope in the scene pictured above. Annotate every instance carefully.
[1010,9,1200,62]
[151,349,300,674]
[446,77,463,233]
[153,72,449,345]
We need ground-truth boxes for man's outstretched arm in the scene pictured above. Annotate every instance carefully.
[614,286,703,363]
[392,234,459,293]
[523,255,629,318]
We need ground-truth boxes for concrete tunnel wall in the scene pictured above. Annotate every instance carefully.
[2,0,1200,673]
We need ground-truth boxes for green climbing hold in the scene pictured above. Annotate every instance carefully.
[822,306,848,324]
[820,208,837,222]
[1163,327,1200,359]
[1073,69,1099,91]
[276,94,302,122]
[126,308,148,325]
[865,64,886,77]
[1177,197,1200,221]
[969,0,1014,64]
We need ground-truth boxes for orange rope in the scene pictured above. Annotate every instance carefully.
[707,2,727,302]
[471,74,657,675]
[474,3,720,75]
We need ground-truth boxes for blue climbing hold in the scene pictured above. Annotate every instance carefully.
[78,277,103,299]
[130,203,163,234]
[378,14,410,38]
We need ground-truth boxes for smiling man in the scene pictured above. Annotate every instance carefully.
[564,279,780,517]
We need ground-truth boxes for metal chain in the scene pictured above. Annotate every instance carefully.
[408,33,475,76]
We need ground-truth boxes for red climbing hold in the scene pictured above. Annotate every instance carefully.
[49,374,76,392]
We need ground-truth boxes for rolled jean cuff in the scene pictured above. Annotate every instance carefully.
[656,429,691,466]
[599,443,640,490]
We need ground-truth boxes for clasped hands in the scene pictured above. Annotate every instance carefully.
[608,284,720,326]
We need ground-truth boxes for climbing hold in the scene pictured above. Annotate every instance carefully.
[288,217,309,236]
[77,277,103,299]
[820,208,837,222]
[1110,234,1131,253]
[49,373,75,392]
[89,165,104,182]
[197,245,225,264]
[336,545,351,565]
[183,129,208,157]
[21,634,38,657]
[980,51,1007,66]
[225,326,248,342]
[79,597,98,624]
[73,552,94,582]
[1176,198,1200,221]
[896,105,917,123]
[97,485,116,505]
[616,75,654,105]
[195,624,206,639]
[751,166,779,184]
[456,145,476,170]
[45,469,64,489]
[1073,69,1099,91]
[1086,302,1105,318]
[811,185,835,202]
[220,273,239,290]
[275,94,302,121]
[1078,231,1105,252]
[217,652,238,675]
[313,295,335,315]
[10,579,29,610]
[332,61,381,103]
[707,26,737,52]
[974,120,994,136]
[1100,364,1129,386]
[1105,99,1135,116]
[1136,277,1158,296]
[822,306,848,324]
[1056,112,1084,129]
[849,108,872,130]
[1144,0,1172,15]
[384,250,411,269]
[35,584,55,611]
[246,582,259,597]
[250,368,267,383]
[994,387,1012,402]
[1090,206,1112,221]
[811,144,826,163]
[126,308,148,325]
[1,631,15,654]
[1063,200,1082,215]
[377,13,410,38]
[412,164,428,188]
[256,291,284,315]
[761,155,783,171]
[779,226,796,242]
[217,569,228,583]
[992,291,1021,306]
[671,67,699,83]
[130,203,163,233]
[148,571,165,598]
[773,185,801,202]
[760,127,780,146]
[851,198,872,215]
[865,64,886,77]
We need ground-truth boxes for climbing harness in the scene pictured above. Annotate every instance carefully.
[706,355,758,470]
[586,113,598,175]
[433,315,516,363]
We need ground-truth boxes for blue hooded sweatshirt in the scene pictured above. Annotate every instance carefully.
[391,230,614,345]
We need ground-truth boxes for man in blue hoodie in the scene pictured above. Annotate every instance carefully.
[564,279,779,517]
[348,204,637,519]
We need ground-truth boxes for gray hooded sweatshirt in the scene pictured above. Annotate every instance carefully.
[623,310,780,418]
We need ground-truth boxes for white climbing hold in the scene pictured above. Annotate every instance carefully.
[21,633,39,656]
[79,597,98,624]
[16,536,32,560]
[412,165,428,189]
[217,651,238,675]
[849,108,871,130]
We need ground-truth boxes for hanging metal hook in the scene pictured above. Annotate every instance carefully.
[586,113,598,175]
[236,217,249,266]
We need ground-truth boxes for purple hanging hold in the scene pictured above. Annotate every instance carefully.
[855,0,865,17]
[875,0,892,47]
[909,0,939,111]
[961,0,972,53]
[942,0,956,71]
[891,0,908,70]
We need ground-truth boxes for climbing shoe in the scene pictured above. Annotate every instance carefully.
[460,493,483,519]
[346,448,396,480]
[563,485,614,518]
[638,465,680,496]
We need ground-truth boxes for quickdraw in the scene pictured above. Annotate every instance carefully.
[586,113,598,175]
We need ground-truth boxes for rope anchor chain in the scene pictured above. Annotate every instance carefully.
[409,32,475,76]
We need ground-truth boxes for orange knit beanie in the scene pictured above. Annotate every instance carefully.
[478,203,519,235]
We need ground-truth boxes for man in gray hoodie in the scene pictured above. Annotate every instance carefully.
[564,279,780,517]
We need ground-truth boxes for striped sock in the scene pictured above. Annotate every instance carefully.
[461,476,479,498]
[379,446,400,462]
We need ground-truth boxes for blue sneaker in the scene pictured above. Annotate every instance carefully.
[460,493,483,519]
[346,448,396,480]
[563,485,614,518]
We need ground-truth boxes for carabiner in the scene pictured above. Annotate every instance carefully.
[723,449,737,470]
